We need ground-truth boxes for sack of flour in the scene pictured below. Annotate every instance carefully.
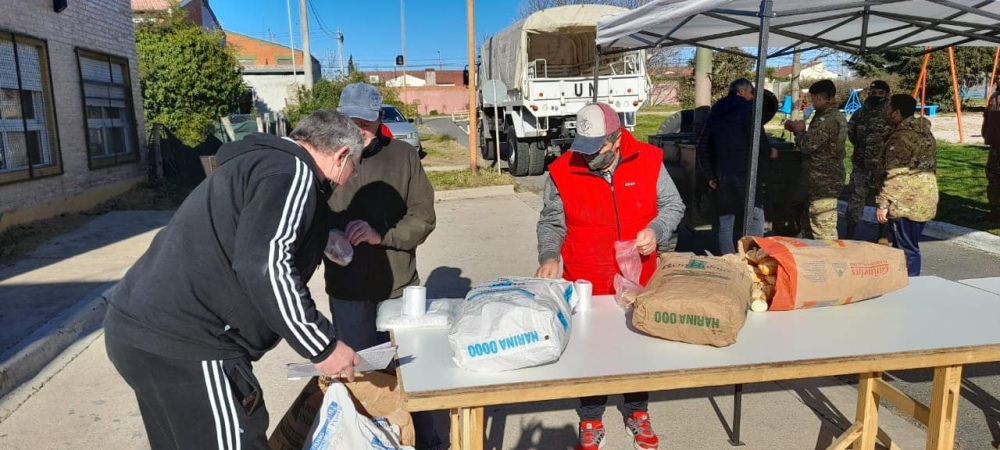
[448,277,578,372]
[631,253,752,347]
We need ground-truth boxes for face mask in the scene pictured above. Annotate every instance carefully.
[866,96,885,107]
[587,150,617,171]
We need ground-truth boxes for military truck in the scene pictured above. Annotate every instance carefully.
[476,4,649,176]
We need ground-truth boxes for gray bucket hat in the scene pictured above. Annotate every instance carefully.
[337,83,382,122]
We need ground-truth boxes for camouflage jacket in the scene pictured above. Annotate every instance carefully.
[795,107,847,198]
[877,116,938,222]
[847,98,891,172]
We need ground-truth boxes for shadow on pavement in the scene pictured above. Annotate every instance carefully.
[424,266,472,299]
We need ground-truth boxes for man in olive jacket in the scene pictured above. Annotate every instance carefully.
[323,82,441,449]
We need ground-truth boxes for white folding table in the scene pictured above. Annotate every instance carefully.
[958,277,1000,295]
[393,276,1000,450]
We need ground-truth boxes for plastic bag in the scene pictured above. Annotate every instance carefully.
[324,230,354,266]
[305,381,413,450]
[448,277,578,372]
[613,240,643,309]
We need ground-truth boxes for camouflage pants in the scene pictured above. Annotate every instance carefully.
[805,197,840,240]
[845,169,877,228]
[988,147,1000,215]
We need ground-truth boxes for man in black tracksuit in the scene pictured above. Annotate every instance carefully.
[325,82,442,449]
[104,110,364,450]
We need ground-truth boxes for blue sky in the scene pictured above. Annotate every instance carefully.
[213,0,522,74]
[211,0,853,77]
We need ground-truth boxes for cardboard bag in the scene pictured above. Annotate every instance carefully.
[631,253,752,347]
[267,372,414,450]
[738,236,909,311]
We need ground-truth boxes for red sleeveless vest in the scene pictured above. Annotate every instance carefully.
[548,129,662,295]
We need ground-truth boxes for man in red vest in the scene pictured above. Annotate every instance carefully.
[536,102,685,450]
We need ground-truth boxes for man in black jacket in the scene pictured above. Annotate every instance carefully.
[104,110,364,450]
[697,78,776,254]
[325,82,442,449]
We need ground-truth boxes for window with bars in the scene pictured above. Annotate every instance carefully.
[0,32,61,184]
[77,50,138,169]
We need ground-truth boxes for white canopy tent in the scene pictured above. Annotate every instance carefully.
[594,0,1000,245]
[595,5,1000,446]
[597,0,1000,56]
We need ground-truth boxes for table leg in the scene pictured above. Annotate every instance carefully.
[853,372,880,450]
[926,365,962,450]
[450,408,461,450]
[454,406,486,450]
[729,384,746,446]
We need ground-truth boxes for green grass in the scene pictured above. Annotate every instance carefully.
[935,141,998,235]
[426,169,515,191]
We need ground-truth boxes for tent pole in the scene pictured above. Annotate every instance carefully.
[743,0,772,242]
[948,46,965,143]
[988,46,1000,100]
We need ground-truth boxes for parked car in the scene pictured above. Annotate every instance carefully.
[381,105,421,152]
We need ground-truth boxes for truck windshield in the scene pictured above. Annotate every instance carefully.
[381,106,406,123]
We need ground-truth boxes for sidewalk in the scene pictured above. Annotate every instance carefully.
[0,188,933,449]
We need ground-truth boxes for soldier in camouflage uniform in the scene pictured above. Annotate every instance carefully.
[876,94,938,276]
[846,80,892,241]
[784,79,846,240]
[983,87,1000,221]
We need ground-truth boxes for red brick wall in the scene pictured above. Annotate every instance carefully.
[400,86,470,115]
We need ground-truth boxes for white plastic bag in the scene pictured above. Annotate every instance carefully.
[325,230,354,266]
[375,298,461,331]
[613,240,643,309]
[305,381,413,450]
[448,277,578,372]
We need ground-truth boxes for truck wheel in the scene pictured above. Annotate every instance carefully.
[507,126,529,177]
[478,120,496,160]
[528,143,546,176]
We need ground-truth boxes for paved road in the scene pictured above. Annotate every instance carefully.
[423,115,1000,449]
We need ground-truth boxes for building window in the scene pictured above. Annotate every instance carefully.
[77,50,139,169]
[0,33,61,185]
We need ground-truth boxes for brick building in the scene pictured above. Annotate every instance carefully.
[227,32,322,113]
[365,69,470,115]
[0,0,146,232]
[131,0,221,32]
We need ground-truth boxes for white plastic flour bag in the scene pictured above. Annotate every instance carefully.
[304,382,413,450]
[448,277,578,372]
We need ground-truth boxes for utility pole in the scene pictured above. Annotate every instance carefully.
[401,0,408,102]
[338,28,345,77]
[790,47,801,120]
[467,0,478,173]
[285,0,297,78]
[299,0,314,89]
[438,51,443,70]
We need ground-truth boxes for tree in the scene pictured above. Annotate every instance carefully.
[136,6,245,146]
[347,54,357,74]
[286,72,417,128]
[845,47,996,111]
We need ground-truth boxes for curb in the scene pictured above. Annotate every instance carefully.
[435,185,515,202]
[0,282,114,408]
[837,200,1000,257]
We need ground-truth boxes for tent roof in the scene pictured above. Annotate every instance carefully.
[597,0,1000,57]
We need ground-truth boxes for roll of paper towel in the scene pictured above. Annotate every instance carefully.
[575,280,592,312]
[403,286,427,317]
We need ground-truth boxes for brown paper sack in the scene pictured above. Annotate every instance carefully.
[631,253,752,347]
[738,236,909,310]
[267,372,415,449]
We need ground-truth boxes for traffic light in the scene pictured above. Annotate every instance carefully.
[395,55,404,66]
